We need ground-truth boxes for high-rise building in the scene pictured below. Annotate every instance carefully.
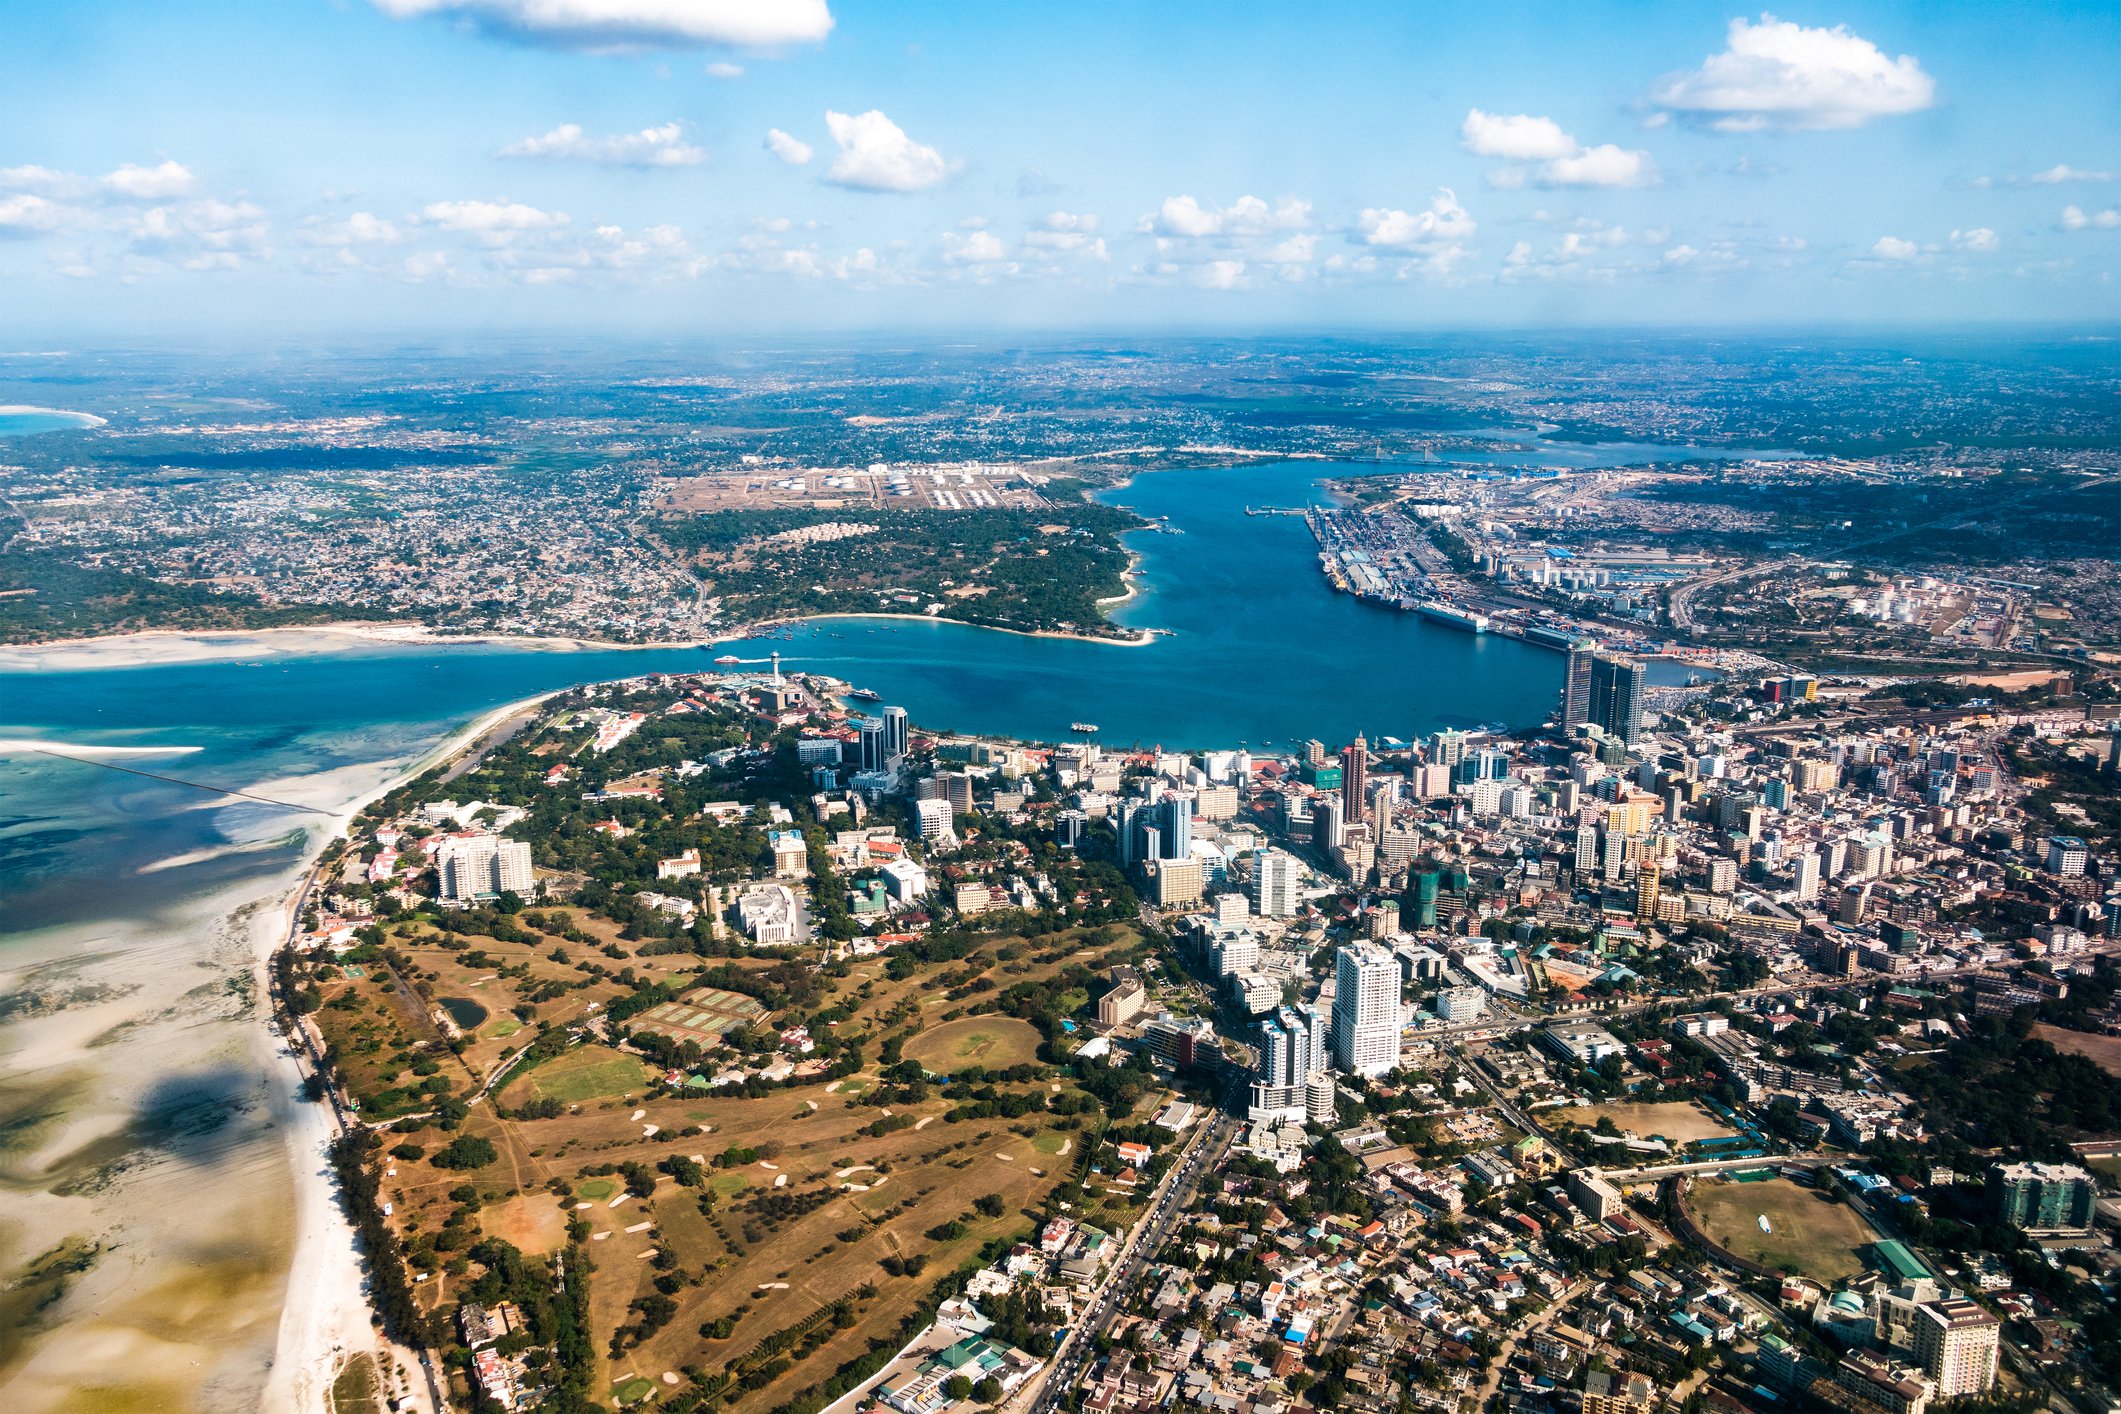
[1562,645,1595,734]
[1332,943,1402,1077]
[1587,654,1647,746]
[881,705,909,764]
[1912,1300,1999,1398]
[1161,794,1192,861]
[1431,729,1468,771]
[914,796,955,843]
[438,834,534,902]
[1792,849,1822,902]
[1315,795,1345,849]
[1986,1162,2097,1234]
[858,708,910,775]
[1254,849,1301,917]
[1634,867,1660,923]
[1342,734,1369,826]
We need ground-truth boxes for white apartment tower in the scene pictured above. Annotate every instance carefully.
[438,834,534,903]
[1332,943,1402,1077]
[1253,849,1301,918]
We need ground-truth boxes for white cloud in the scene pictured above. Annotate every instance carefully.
[1949,227,1998,253]
[125,198,271,269]
[1870,235,1918,260]
[1539,143,1658,188]
[1653,15,1935,131]
[1196,259,1247,290]
[0,193,66,236]
[765,129,813,166]
[422,200,568,240]
[1,165,89,197]
[1461,109,1657,188]
[2062,205,2121,231]
[1140,194,1309,239]
[1461,109,1577,161]
[103,161,197,199]
[499,122,704,168]
[822,110,953,192]
[369,0,833,50]
[302,211,403,246]
[1663,243,1700,266]
[1353,189,1475,249]
[1021,211,1106,259]
[942,230,1006,264]
[706,61,745,79]
[2026,164,2112,185]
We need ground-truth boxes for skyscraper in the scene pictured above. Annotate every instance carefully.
[1253,849,1301,917]
[1332,943,1402,1077]
[1588,654,1647,746]
[1161,793,1192,861]
[1986,1162,2097,1234]
[881,705,909,764]
[1342,733,1369,826]
[1913,1300,1999,1398]
[1562,645,1595,734]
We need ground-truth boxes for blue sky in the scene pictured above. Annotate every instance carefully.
[2,1,2118,334]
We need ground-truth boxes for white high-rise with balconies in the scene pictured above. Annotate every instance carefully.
[1332,943,1402,1077]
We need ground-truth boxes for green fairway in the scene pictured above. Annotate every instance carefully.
[903,1015,1044,1071]
[510,1045,652,1105]
[577,1178,617,1201]
[612,1377,655,1405]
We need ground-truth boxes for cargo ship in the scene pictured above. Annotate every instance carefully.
[1416,601,1490,634]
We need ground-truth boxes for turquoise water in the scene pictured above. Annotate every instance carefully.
[0,408,105,436]
[0,449,1746,939]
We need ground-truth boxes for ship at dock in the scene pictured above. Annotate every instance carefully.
[1416,601,1490,634]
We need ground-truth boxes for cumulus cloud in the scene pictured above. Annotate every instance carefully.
[765,128,814,165]
[2062,205,2121,231]
[422,199,569,241]
[1022,211,1106,258]
[103,161,198,199]
[942,229,1006,264]
[1541,143,1658,188]
[1461,109,1577,161]
[1353,190,1475,249]
[301,211,403,246]
[1949,227,1998,252]
[822,110,953,192]
[499,122,704,167]
[0,193,67,236]
[1460,109,1657,188]
[1653,15,1936,131]
[369,0,833,50]
[1870,235,1918,260]
[1140,194,1309,239]
[1196,259,1247,290]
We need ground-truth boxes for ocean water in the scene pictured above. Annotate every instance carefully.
[0,408,106,437]
[0,450,1741,938]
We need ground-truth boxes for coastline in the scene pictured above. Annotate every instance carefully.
[0,605,1158,671]
[258,687,566,1414]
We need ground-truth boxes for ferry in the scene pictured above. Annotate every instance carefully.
[847,687,882,702]
[713,654,741,665]
[1070,722,1099,734]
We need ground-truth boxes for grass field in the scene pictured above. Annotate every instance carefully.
[509,1046,653,1105]
[2091,1158,2121,1189]
[612,1377,655,1406]
[328,1353,384,1413]
[577,1178,617,1201]
[1552,1101,1737,1144]
[2033,1024,2121,1078]
[1690,1176,1879,1282]
[902,1015,1044,1071]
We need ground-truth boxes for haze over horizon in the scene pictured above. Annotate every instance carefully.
[5,1,2120,337]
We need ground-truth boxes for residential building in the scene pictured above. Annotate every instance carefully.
[1912,1299,1999,1399]
[1332,943,1402,1077]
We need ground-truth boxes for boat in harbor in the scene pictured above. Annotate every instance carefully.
[713,654,740,664]
[1070,722,1098,734]
[847,687,882,702]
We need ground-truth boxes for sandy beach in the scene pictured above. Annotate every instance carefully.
[0,673,556,1413]
[0,603,1159,672]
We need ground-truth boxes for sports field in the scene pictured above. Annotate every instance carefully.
[628,986,770,1048]
[509,1045,654,1105]
[1552,1101,1737,1144]
[1690,1176,1878,1281]
[902,1015,1043,1071]
[2032,1024,2121,1078]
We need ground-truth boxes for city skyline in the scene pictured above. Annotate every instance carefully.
[5,2,2121,334]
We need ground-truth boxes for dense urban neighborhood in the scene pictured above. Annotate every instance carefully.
[271,644,2121,1414]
